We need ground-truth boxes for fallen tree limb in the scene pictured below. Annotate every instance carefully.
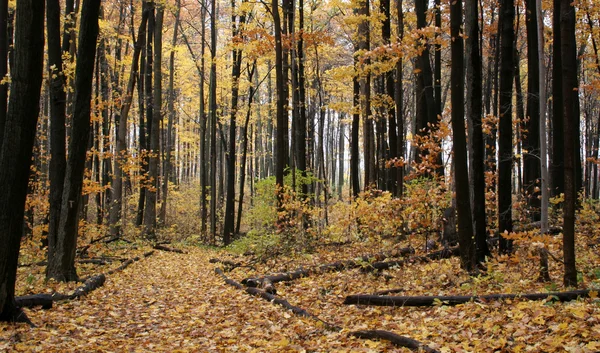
[241,247,415,286]
[372,288,404,295]
[16,252,155,310]
[344,289,591,307]
[153,244,186,254]
[350,330,440,353]
[15,275,106,309]
[107,250,154,275]
[215,268,340,331]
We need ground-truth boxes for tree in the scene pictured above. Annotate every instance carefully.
[46,0,69,277]
[450,0,476,271]
[0,0,8,148]
[560,0,579,287]
[109,4,151,238]
[465,0,490,262]
[0,0,44,321]
[47,0,101,282]
[523,0,541,220]
[223,0,247,245]
[209,0,218,242]
[142,4,164,239]
[160,0,181,225]
[551,0,564,197]
[497,0,515,254]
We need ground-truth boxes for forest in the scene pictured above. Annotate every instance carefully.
[0,0,600,351]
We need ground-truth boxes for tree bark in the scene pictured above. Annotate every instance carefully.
[450,0,476,271]
[142,4,163,239]
[523,0,541,220]
[109,5,150,238]
[47,0,101,282]
[0,0,44,321]
[498,0,515,254]
[465,0,490,262]
[551,0,564,197]
[560,0,579,287]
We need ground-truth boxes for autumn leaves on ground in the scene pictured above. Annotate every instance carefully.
[2,223,600,352]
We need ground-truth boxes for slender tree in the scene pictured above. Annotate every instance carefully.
[465,0,490,261]
[0,0,44,322]
[109,5,150,238]
[498,0,515,253]
[551,0,564,197]
[46,0,69,277]
[450,0,476,271]
[142,4,164,239]
[0,0,8,148]
[47,0,101,281]
[560,0,579,287]
[523,0,541,220]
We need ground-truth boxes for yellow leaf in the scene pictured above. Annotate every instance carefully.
[589,290,598,299]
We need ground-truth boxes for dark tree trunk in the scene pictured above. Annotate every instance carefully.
[0,0,8,148]
[160,0,180,225]
[414,0,441,176]
[142,5,163,239]
[523,0,541,220]
[223,1,246,245]
[395,0,404,196]
[109,5,150,238]
[359,0,374,189]
[351,55,360,198]
[0,0,44,322]
[551,0,564,197]
[560,0,578,287]
[46,0,69,278]
[236,63,256,235]
[271,0,286,210]
[47,0,101,282]
[466,0,490,262]
[209,0,218,243]
[451,0,476,271]
[498,0,515,253]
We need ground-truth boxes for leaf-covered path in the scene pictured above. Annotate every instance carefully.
[1,248,384,352]
[3,243,600,352]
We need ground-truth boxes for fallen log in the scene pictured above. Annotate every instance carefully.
[215,267,340,331]
[154,244,186,254]
[242,247,416,286]
[350,330,440,353]
[107,250,154,275]
[344,289,591,307]
[16,251,155,310]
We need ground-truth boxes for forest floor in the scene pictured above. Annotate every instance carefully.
[2,235,600,352]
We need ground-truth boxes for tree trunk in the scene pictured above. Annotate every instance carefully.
[351,60,360,198]
[223,1,246,245]
[498,0,515,254]
[523,0,541,221]
[551,0,564,197]
[0,0,8,149]
[0,0,44,322]
[47,0,101,282]
[465,0,490,262]
[560,0,578,287]
[142,4,163,239]
[159,0,180,225]
[450,0,476,272]
[209,0,218,243]
[46,0,69,278]
[109,5,150,238]
[395,0,404,196]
